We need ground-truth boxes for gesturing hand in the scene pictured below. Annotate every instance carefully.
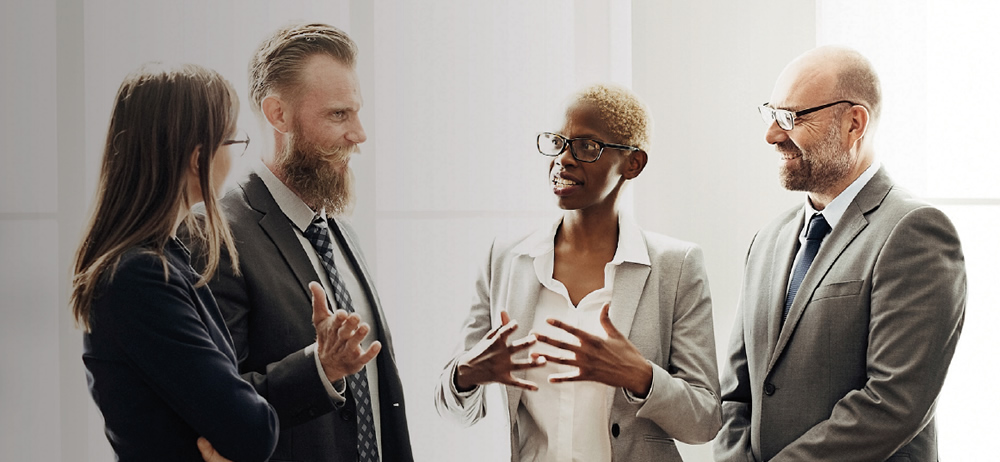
[197,437,232,462]
[310,281,382,383]
[534,304,653,397]
[455,311,545,392]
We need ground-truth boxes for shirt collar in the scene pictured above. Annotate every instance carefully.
[254,160,322,232]
[512,213,650,266]
[803,160,880,232]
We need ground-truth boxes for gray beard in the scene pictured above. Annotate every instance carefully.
[778,122,851,194]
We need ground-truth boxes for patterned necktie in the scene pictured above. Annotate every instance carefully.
[783,213,831,323]
[303,215,380,462]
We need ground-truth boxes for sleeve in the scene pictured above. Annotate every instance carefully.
[631,244,723,444]
[773,206,967,461]
[433,240,496,426]
[97,254,279,462]
[714,233,758,462]
[207,240,340,429]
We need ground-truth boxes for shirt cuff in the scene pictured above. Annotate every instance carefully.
[306,342,347,404]
[622,360,656,404]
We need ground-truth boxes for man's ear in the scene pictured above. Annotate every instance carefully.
[261,95,290,134]
[623,150,648,180]
[845,104,870,146]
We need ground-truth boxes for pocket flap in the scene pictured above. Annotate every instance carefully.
[813,280,863,300]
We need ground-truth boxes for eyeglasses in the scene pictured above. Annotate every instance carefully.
[223,129,250,156]
[758,100,858,131]
[536,132,638,163]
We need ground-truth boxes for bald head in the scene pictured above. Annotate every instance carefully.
[776,46,882,123]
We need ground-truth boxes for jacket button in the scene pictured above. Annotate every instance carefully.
[340,409,354,421]
[764,382,776,395]
[611,423,620,438]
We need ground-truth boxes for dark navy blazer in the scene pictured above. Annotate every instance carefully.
[83,239,278,461]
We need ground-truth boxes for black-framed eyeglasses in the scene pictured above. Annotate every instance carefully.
[758,100,858,131]
[536,132,638,163]
[223,129,250,156]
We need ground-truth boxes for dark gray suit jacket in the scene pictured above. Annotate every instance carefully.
[715,168,966,461]
[207,173,413,462]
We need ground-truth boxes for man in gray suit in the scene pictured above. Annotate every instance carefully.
[206,23,412,461]
[714,46,966,461]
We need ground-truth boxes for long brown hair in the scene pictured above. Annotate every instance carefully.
[72,62,239,331]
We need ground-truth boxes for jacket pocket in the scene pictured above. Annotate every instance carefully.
[812,280,863,301]
[642,434,676,445]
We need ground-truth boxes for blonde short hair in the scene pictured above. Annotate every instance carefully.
[570,84,653,152]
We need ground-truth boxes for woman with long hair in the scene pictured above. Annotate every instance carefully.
[72,62,277,461]
[436,84,722,461]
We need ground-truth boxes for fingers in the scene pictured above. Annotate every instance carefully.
[547,369,582,383]
[509,334,537,353]
[546,317,596,343]
[502,376,539,391]
[487,311,514,340]
[536,352,576,367]
[310,282,330,324]
[500,310,511,325]
[197,437,225,462]
[533,332,581,353]
[495,319,520,342]
[509,355,546,370]
[598,303,622,338]
[358,340,382,365]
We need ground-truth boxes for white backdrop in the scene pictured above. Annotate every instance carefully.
[1,1,997,461]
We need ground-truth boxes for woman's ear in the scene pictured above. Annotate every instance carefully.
[623,150,648,180]
[188,145,202,176]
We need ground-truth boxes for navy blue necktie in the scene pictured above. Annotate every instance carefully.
[303,215,379,462]
[783,213,831,323]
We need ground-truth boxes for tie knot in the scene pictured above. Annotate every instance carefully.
[805,214,831,240]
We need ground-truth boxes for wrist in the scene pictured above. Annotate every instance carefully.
[626,361,653,398]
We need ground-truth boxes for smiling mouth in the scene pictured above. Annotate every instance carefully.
[552,177,581,187]
[779,152,802,161]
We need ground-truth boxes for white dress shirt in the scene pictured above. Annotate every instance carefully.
[514,215,651,462]
[255,161,382,454]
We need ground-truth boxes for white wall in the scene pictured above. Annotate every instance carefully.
[2,1,994,461]
[630,2,814,459]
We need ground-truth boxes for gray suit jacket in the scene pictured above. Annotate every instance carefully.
[715,168,966,462]
[435,224,722,461]
[204,173,413,462]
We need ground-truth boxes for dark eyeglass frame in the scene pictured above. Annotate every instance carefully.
[536,132,639,163]
[223,129,251,156]
[758,100,858,131]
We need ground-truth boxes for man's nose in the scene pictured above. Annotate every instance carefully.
[764,120,788,145]
[346,116,367,145]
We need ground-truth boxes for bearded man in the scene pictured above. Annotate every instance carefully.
[206,23,413,462]
[714,46,966,462]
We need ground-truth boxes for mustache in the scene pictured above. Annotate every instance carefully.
[776,140,800,155]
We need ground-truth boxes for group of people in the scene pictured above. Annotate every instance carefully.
[70,21,966,462]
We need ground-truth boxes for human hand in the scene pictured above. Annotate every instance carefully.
[455,311,544,392]
[534,304,653,397]
[197,437,232,462]
[310,281,382,383]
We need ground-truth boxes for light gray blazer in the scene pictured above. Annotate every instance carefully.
[435,224,722,461]
[715,167,966,462]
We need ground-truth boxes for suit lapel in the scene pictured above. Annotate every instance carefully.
[505,253,543,423]
[766,167,892,373]
[242,174,319,302]
[605,261,651,411]
[765,213,803,365]
[609,263,651,340]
